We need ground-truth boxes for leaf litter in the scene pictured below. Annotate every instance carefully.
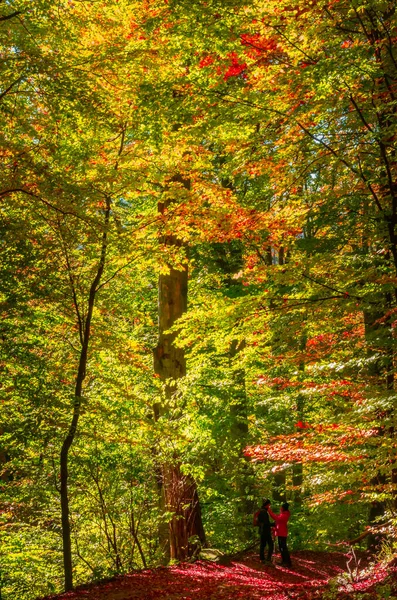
[41,551,397,600]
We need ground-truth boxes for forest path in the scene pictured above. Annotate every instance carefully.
[47,550,387,600]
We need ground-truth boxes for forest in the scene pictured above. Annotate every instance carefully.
[1,0,397,598]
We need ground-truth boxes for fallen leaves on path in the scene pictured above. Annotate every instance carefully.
[43,551,396,600]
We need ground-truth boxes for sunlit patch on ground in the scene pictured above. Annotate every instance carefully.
[43,551,397,600]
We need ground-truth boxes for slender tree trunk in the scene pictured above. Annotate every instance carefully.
[59,199,110,590]
[363,303,393,548]
[292,393,304,505]
[153,177,206,562]
[0,429,10,482]
[229,339,248,439]
[228,339,256,525]
[363,9,397,529]
[293,330,307,505]
[129,505,147,569]
[272,471,287,504]
[211,238,256,526]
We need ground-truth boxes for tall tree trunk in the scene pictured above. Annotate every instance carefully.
[272,471,287,504]
[153,176,206,562]
[59,199,110,590]
[293,330,307,505]
[228,339,256,528]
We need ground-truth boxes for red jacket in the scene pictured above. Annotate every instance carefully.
[268,508,290,537]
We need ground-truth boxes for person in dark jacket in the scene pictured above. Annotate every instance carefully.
[253,499,274,564]
[268,502,292,567]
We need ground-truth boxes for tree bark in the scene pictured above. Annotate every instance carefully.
[153,177,206,562]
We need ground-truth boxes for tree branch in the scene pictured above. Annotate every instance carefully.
[0,188,91,222]
[0,76,23,101]
[0,10,22,21]
[301,272,363,302]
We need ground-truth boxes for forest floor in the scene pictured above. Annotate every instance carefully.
[44,550,397,600]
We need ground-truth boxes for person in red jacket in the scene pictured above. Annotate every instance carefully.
[267,502,292,567]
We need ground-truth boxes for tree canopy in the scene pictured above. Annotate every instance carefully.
[1,1,397,598]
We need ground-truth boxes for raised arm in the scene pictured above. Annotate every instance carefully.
[267,507,279,521]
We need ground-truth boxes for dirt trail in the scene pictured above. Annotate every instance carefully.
[43,550,392,600]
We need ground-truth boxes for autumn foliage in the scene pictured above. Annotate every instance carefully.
[2,0,397,598]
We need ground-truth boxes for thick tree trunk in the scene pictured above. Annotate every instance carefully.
[163,463,206,560]
[153,179,206,562]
